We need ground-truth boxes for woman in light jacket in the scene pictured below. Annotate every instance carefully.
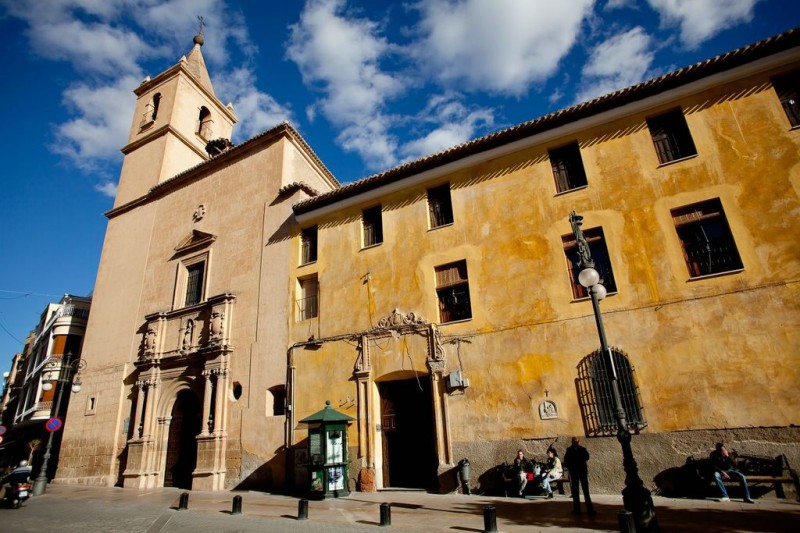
[541,447,563,498]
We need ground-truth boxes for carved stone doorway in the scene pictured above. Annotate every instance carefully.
[163,389,201,489]
[378,377,438,489]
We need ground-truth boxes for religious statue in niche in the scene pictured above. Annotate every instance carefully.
[181,319,194,353]
[539,400,558,420]
[144,326,158,355]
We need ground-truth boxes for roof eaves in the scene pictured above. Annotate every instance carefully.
[292,27,800,215]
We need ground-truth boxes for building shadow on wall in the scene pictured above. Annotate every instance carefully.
[234,446,287,492]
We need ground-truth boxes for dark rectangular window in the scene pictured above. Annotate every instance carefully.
[184,262,205,306]
[428,183,454,228]
[646,109,697,164]
[435,260,472,323]
[363,205,383,247]
[563,228,617,299]
[297,276,319,320]
[772,70,800,127]
[671,198,743,278]
[549,142,588,193]
[301,226,318,265]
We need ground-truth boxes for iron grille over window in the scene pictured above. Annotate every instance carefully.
[297,276,319,320]
[671,198,743,278]
[301,226,318,264]
[362,205,383,247]
[184,262,205,307]
[646,109,697,164]
[772,70,800,127]
[435,260,472,323]
[428,183,454,228]
[549,142,588,193]
[563,228,617,299]
[576,348,646,436]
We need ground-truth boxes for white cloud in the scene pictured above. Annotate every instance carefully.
[95,180,119,198]
[400,96,494,160]
[647,0,762,48]
[412,0,595,95]
[287,0,404,169]
[605,0,636,8]
[215,68,294,141]
[52,76,139,166]
[575,26,655,102]
[1,0,291,193]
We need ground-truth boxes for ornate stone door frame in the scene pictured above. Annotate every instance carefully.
[353,310,453,489]
[122,294,234,490]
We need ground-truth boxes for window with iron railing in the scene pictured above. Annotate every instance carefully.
[185,262,205,306]
[576,348,646,436]
[362,205,383,247]
[646,109,697,164]
[549,142,588,193]
[671,198,743,278]
[562,228,617,299]
[772,70,800,127]
[301,226,318,265]
[427,183,454,228]
[297,276,319,320]
[435,260,472,323]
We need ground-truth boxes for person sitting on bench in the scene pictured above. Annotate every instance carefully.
[540,447,563,499]
[710,442,754,503]
[513,449,530,496]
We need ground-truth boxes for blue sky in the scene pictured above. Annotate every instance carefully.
[1,0,798,371]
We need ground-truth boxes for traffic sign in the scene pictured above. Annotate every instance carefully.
[0,425,6,436]
[45,418,63,432]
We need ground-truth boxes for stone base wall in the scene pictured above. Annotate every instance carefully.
[452,426,800,496]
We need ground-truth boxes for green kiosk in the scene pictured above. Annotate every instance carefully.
[299,400,354,498]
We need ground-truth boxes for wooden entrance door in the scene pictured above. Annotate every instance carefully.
[163,389,201,489]
[379,377,438,489]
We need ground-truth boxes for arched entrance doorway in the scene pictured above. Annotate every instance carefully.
[378,377,438,489]
[164,389,201,489]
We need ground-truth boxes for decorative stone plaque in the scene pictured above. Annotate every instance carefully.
[539,400,558,420]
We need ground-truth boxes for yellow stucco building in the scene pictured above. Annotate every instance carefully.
[287,30,800,493]
[57,29,799,495]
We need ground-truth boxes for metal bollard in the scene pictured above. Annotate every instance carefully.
[380,502,391,527]
[231,495,243,515]
[483,505,497,532]
[618,510,636,533]
[298,498,309,520]
[178,492,189,510]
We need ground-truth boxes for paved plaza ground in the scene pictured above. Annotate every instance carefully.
[0,484,798,532]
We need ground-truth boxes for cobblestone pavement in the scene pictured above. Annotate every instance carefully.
[0,484,798,532]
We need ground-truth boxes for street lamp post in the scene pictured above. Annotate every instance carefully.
[569,212,658,533]
[32,351,85,496]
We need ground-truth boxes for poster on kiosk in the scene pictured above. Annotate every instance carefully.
[300,400,354,498]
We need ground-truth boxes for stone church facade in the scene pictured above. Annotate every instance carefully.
[56,30,800,494]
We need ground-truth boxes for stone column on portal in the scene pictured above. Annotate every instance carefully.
[201,369,213,435]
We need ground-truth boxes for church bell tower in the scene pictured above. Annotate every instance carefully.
[114,33,237,208]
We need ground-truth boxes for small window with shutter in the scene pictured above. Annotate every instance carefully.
[427,183,454,228]
[435,260,472,323]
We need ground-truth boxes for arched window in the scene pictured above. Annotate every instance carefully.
[576,348,646,436]
[151,92,161,120]
[197,106,213,139]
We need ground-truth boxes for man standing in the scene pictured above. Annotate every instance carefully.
[710,442,754,503]
[564,437,595,515]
